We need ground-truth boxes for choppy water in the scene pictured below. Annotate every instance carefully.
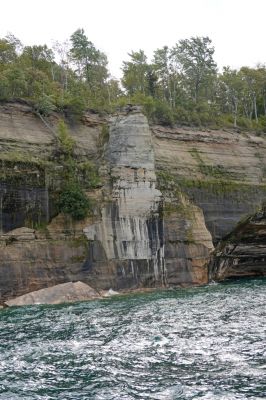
[0,278,265,400]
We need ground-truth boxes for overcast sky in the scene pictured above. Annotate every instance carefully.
[1,0,265,78]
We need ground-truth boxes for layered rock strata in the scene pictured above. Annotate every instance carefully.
[82,108,213,289]
[153,125,266,242]
[210,205,266,280]
[0,101,104,233]
[0,102,265,303]
[84,109,166,287]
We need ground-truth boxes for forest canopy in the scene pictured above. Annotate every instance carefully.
[0,29,266,131]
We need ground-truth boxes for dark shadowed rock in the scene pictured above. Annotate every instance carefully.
[5,281,100,306]
[210,205,266,280]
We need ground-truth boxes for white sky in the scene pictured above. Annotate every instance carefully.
[1,0,265,78]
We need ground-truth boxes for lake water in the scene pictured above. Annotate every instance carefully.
[0,278,265,399]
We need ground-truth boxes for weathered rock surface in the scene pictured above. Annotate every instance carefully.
[0,102,265,303]
[0,101,104,160]
[164,201,213,286]
[0,101,104,233]
[153,125,266,242]
[0,226,36,241]
[83,109,213,289]
[0,215,101,303]
[84,111,166,287]
[5,281,100,306]
[210,205,266,280]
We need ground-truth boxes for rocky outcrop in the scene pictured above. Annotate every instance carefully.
[163,201,213,286]
[0,102,265,303]
[83,108,166,287]
[153,125,266,242]
[0,222,91,302]
[5,281,100,306]
[0,101,104,160]
[83,107,213,289]
[210,205,266,280]
[0,101,105,233]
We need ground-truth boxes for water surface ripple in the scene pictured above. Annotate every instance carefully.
[0,278,265,399]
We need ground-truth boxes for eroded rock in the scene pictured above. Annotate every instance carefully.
[210,205,266,280]
[0,227,36,242]
[5,281,100,306]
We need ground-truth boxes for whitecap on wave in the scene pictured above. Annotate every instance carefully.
[151,385,184,399]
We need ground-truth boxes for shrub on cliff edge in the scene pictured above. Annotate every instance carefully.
[58,183,91,220]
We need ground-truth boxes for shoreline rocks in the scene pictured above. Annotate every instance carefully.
[5,281,101,307]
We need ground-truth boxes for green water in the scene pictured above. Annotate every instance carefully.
[0,278,265,399]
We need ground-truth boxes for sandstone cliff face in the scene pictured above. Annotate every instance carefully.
[84,109,166,287]
[153,126,266,242]
[209,205,266,280]
[0,101,104,233]
[82,108,213,289]
[0,102,265,303]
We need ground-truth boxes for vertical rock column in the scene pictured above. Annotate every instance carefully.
[84,107,166,288]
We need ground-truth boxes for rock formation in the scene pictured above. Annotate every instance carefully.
[84,108,166,287]
[82,107,213,289]
[209,205,266,280]
[5,281,100,306]
[0,101,265,304]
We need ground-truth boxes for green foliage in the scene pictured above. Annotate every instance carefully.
[57,120,75,156]
[152,100,175,126]
[124,93,175,126]
[177,177,266,197]
[58,183,91,220]
[122,50,150,95]
[78,161,101,189]
[258,116,266,132]
[0,30,266,130]
[172,36,217,103]
[35,94,56,116]
[0,72,10,99]
[98,124,109,148]
[189,148,235,178]
[0,38,17,66]
[63,93,87,121]
[70,28,108,93]
[55,120,99,219]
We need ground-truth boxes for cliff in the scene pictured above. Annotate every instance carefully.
[209,205,266,280]
[0,102,265,303]
[153,125,266,241]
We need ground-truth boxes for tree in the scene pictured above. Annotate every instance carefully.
[122,50,149,95]
[0,38,17,67]
[69,28,108,92]
[256,65,266,116]
[240,67,264,123]
[153,46,172,104]
[219,67,244,127]
[106,78,123,106]
[172,36,217,103]
[53,40,71,90]
[20,45,54,71]
[5,33,23,54]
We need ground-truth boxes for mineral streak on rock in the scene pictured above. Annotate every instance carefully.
[84,109,166,286]
[0,102,265,304]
